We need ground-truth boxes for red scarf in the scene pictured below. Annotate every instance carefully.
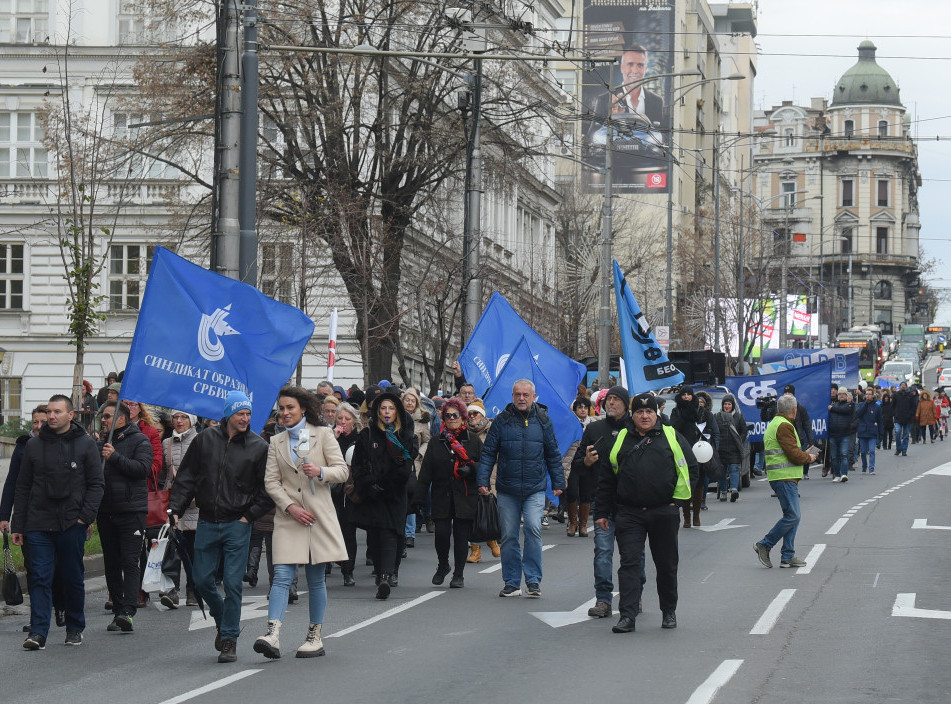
[441,423,474,480]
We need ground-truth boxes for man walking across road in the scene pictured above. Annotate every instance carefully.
[12,395,103,650]
[754,395,819,569]
[477,379,564,598]
[170,391,273,663]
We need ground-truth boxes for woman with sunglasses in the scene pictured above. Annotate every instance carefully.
[413,398,482,588]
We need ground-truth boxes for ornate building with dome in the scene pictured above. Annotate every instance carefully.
[751,40,925,342]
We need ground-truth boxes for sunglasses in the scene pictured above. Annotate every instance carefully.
[443,413,461,419]
[102,413,114,419]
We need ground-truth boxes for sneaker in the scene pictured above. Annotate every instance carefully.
[868,471,876,475]
[185,588,199,606]
[541,516,550,527]
[588,600,612,618]
[802,474,810,480]
[902,451,908,456]
[780,557,807,568]
[23,632,46,650]
[107,617,121,632]
[730,489,739,503]
[754,542,772,568]
[525,583,541,598]
[64,630,83,646]
[161,589,180,609]
[840,475,849,483]
[499,584,521,597]
[405,536,415,548]
[115,615,133,632]
[832,476,842,483]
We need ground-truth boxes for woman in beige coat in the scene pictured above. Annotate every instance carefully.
[253,387,348,661]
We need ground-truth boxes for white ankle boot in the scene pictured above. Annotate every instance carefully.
[296,623,325,658]
[253,619,282,659]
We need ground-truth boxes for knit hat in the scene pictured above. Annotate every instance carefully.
[783,383,796,395]
[467,400,486,416]
[107,382,122,394]
[402,387,422,404]
[604,385,630,409]
[171,409,197,426]
[223,390,252,420]
[630,393,659,413]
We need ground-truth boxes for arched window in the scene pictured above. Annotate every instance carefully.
[844,119,855,138]
[878,119,888,138]
[874,280,892,300]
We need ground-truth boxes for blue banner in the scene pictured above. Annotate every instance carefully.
[613,260,684,392]
[120,247,315,431]
[761,348,860,388]
[459,292,585,405]
[723,359,834,442]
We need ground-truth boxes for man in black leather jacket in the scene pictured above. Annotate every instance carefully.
[170,391,272,663]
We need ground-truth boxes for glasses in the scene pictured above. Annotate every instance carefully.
[467,411,482,416]
[443,413,461,419]
[102,413,113,419]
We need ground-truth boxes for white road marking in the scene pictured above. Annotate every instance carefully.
[478,544,555,574]
[700,571,715,584]
[325,591,444,638]
[188,595,271,631]
[685,659,744,704]
[826,517,849,535]
[872,573,880,588]
[750,589,796,635]
[530,592,619,628]
[892,593,951,620]
[157,670,262,704]
[693,518,749,532]
[925,462,951,476]
[795,544,825,575]
[912,518,951,530]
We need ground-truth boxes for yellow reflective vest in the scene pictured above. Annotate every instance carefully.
[764,415,803,481]
[609,425,692,500]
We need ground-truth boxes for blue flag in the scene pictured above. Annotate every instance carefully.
[458,292,585,405]
[120,247,315,431]
[761,348,860,388]
[613,260,684,392]
[722,359,834,442]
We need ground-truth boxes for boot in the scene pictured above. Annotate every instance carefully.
[578,503,591,537]
[376,575,391,600]
[296,623,325,658]
[682,503,691,528]
[244,542,263,588]
[691,493,703,527]
[253,619,282,659]
[487,540,501,558]
[466,545,482,563]
[566,502,579,537]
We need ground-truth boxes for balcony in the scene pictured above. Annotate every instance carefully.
[804,136,915,156]
[0,179,182,205]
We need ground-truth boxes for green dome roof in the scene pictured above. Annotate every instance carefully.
[831,41,902,107]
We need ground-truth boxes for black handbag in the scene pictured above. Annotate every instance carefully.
[470,494,502,543]
[3,532,24,606]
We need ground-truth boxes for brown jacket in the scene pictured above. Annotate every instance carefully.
[916,392,937,426]
[776,418,814,469]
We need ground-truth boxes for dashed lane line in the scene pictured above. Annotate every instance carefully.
[325,591,444,638]
[157,669,262,704]
[478,544,555,574]
[750,589,796,635]
[685,659,744,704]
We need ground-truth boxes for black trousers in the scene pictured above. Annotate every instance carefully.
[615,504,680,620]
[565,466,595,504]
[366,527,401,576]
[98,512,146,616]
[433,517,473,575]
[332,490,357,575]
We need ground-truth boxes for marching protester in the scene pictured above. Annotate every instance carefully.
[169,391,273,663]
[714,394,748,502]
[12,395,104,650]
[125,400,164,608]
[754,395,819,569]
[401,387,430,547]
[892,381,917,456]
[253,387,349,660]
[465,400,500,562]
[332,402,363,586]
[827,388,855,482]
[595,393,697,633]
[97,401,153,633]
[161,411,199,607]
[414,398,481,588]
[563,396,594,536]
[476,379,564,598]
[855,388,882,474]
[669,386,718,526]
[879,389,895,451]
[916,389,938,443]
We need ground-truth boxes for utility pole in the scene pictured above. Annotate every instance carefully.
[597,59,617,389]
[713,130,720,351]
[212,0,241,281]
[462,58,483,342]
[239,0,259,285]
[737,155,746,373]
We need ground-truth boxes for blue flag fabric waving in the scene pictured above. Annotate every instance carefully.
[613,260,684,392]
[458,292,585,405]
[722,359,834,442]
[119,247,315,431]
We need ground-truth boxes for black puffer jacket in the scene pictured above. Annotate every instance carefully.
[571,412,630,479]
[714,395,748,465]
[169,423,273,524]
[893,388,918,424]
[98,421,152,515]
[669,392,720,449]
[828,400,856,438]
[12,421,104,532]
[414,428,482,521]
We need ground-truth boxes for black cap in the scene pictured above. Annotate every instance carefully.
[630,393,659,413]
[605,385,630,409]
[783,384,796,395]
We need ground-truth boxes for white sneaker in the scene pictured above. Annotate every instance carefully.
[840,475,849,483]
[832,476,842,482]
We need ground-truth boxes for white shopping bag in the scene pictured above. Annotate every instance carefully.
[141,524,174,593]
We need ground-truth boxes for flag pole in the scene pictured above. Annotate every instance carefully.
[326,308,338,382]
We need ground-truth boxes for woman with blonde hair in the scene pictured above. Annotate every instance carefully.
[331,402,363,586]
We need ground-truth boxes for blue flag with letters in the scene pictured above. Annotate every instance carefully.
[120,247,315,431]
[458,292,585,406]
[613,260,684,392]
[722,358,834,442]
[761,348,860,388]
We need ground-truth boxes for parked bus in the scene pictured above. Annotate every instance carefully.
[900,324,927,358]
[836,328,882,383]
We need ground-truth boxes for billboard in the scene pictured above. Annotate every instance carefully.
[581,0,674,193]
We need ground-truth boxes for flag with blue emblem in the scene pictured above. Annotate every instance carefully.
[119,247,315,431]
[614,260,684,392]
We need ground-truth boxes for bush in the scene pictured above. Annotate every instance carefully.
[6,524,101,572]
[0,417,30,438]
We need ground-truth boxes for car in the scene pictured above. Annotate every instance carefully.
[937,350,951,377]
[939,369,951,386]
[879,360,921,387]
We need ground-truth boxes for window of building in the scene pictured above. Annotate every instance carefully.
[877,179,889,207]
[874,280,892,300]
[876,226,889,254]
[117,0,166,44]
[0,0,49,43]
[773,227,790,256]
[0,377,22,423]
[844,119,854,138]
[878,119,888,138]
[260,242,294,304]
[841,227,853,254]
[0,111,48,178]
[0,243,24,309]
[841,179,854,207]
[109,244,154,311]
[783,128,795,147]
[781,181,797,209]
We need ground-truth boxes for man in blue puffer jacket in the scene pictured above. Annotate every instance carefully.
[477,379,564,598]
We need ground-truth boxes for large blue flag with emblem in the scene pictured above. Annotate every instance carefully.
[458,292,585,405]
[613,260,684,392]
[722,358,834,442]
[119,247,315,431]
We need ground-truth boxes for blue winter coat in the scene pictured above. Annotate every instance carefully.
[476,403,565,498]
[854,401,883,439]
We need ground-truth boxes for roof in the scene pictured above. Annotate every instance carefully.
[831,40,902,107]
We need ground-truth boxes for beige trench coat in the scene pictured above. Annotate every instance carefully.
[265,424,349,565]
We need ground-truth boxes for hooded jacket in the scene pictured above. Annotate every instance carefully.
[893,387,918,424]
[12,420,104,533]
[916,390,938,426]
[854,398,883,439]
[669,390,720,449]
[98,420,153,515]
[714,394,748,465]
[570,389,630,481]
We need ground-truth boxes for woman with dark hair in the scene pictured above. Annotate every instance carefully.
[669,386,718,527]
[331,402,363,586]
[413,397,481,588]
[563,396,594,536]
[879,390,894,450]
[350,390,418,600]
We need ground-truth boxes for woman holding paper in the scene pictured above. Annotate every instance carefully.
[253,386,348,660]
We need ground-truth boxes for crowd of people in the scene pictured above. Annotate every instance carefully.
[3,366,947,659]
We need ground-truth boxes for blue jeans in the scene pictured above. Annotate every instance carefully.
[858,437,876,472]
[754,452,765,472]
[405,513,416,538]
[193,519,251,640]
[496,491,545,587]
[593,517,644,603]
[25,522,87,639]
[829,436,850,477]
[895,422,910,453]
[718,463,740,492]
[760,480,801,562]
[268,562,327,624]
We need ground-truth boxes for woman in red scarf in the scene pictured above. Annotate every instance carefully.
[413,397,482,588]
